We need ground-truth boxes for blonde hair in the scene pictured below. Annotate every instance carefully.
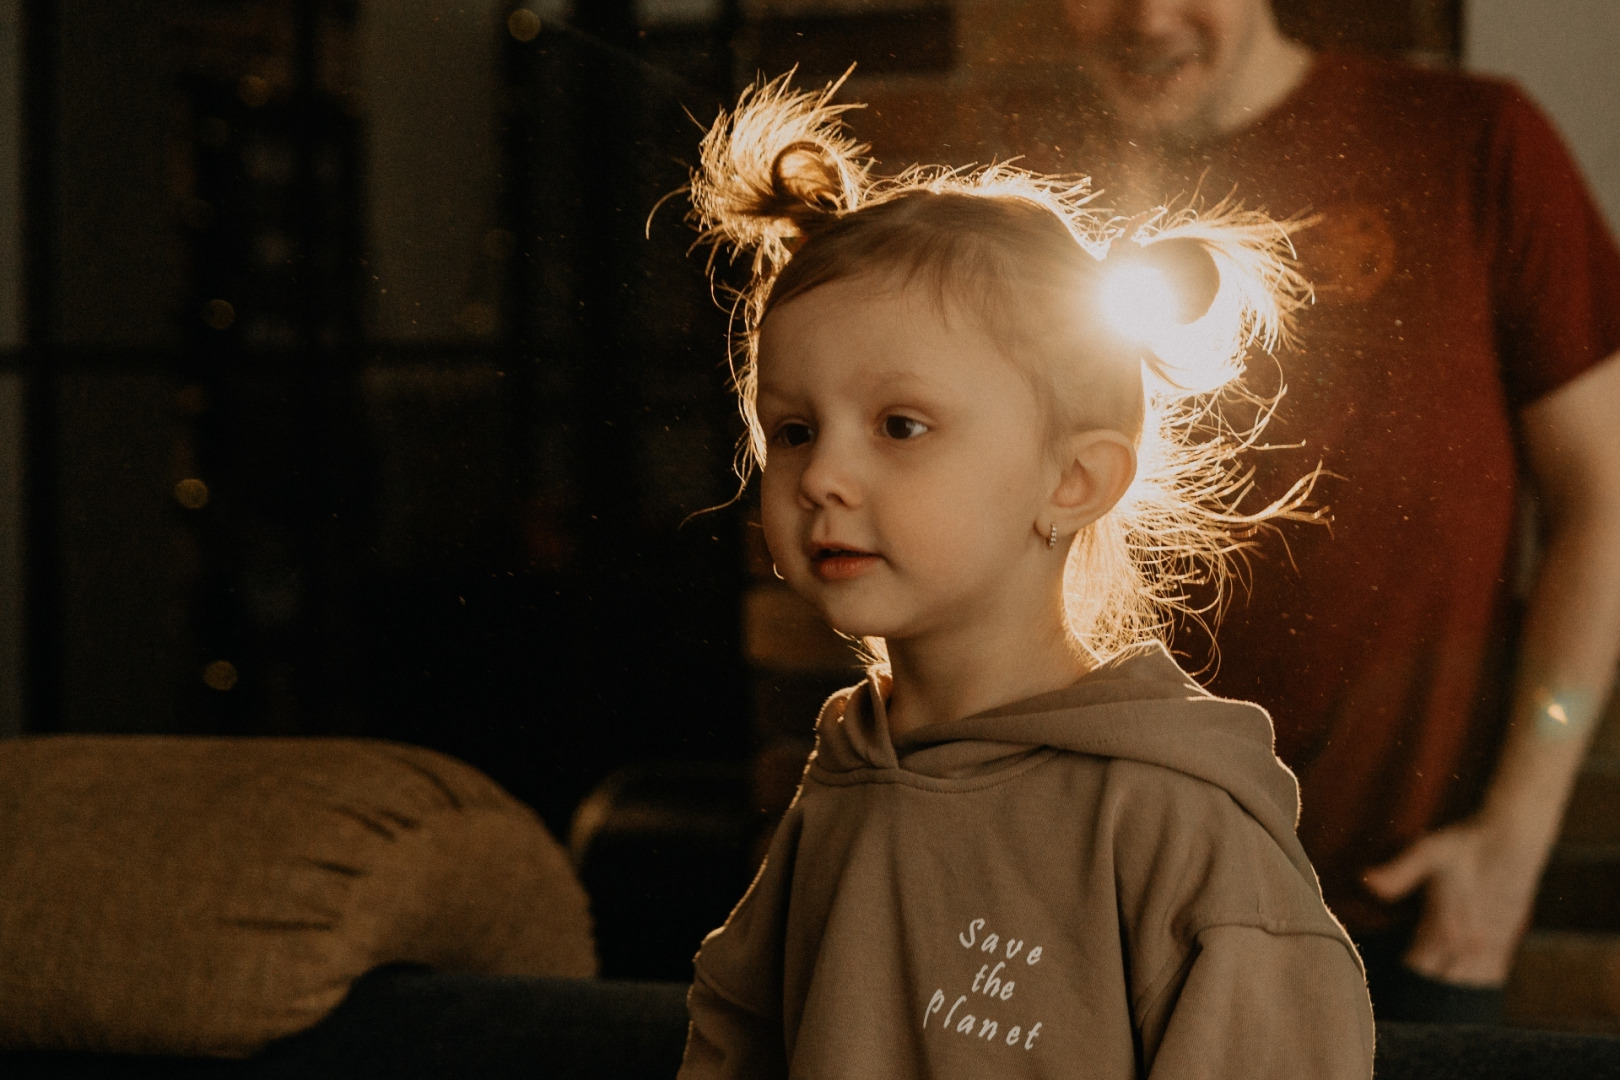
[688,72,1321,669]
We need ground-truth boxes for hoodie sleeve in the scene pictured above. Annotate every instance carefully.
[1105,758,1373,1079]
[682,972,788,1080]
[1136,924,1374,1080]
[677,806,803,1080]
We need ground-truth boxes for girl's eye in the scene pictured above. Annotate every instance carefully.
[882,415,929,440]
[775,422,813,448]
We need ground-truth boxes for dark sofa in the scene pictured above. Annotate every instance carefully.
[9,968,1620,1080]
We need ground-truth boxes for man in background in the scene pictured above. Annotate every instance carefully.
[1057,0,1620,1021]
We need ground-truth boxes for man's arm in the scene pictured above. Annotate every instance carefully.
[1363,351,1620,985]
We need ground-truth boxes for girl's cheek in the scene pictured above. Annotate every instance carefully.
[758,473,797,558]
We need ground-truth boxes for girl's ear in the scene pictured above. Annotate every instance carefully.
[1045,429,1137,536]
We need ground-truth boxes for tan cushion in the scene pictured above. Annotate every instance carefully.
[0,736,596,1056]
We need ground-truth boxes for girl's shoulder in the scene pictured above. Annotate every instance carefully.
[1101,757,1341,940]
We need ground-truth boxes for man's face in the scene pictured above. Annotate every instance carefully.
[1063,0,1274,137]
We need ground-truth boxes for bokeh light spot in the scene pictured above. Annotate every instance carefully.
[203,299,235,330]
[202,660,239,692]
[238,74,271,108]
[174,478,210,510]
[508,9,542,41]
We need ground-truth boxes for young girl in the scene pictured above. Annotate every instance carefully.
[678,75,1373,1079]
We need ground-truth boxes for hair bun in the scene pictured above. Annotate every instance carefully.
[689,72,871,276]
[1094,205,1307,396]
[773,141,847,217]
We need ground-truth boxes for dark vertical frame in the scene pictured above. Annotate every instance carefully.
[499,19,751,818]
[21,0,57,733]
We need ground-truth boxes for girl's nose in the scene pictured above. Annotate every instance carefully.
[798,437,861,509]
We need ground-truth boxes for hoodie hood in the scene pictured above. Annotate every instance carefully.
[810,641,1311,882]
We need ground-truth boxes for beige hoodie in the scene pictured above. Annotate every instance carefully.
[681,643,1374,1079]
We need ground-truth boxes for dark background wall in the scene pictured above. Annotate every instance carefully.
[9,0,754,835]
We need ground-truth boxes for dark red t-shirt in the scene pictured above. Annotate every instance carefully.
[1018,54,1620,931]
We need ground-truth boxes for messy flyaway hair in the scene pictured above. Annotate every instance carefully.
[687,71,1322,670]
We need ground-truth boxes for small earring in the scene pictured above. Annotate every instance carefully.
[1047,523,1058,549]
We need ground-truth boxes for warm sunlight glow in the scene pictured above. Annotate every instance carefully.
[1547,701,1569,725]
[1098,262,1181,345]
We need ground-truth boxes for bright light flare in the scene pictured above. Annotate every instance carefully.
[1098,261,1182,345]
[1534,688,1595,741]
[1093,236,1234,393]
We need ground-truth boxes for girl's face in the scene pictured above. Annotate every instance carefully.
[755,277,1065,648]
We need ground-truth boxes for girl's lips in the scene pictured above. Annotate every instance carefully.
[1118,50,1196,79]
[1110,48,1202,93]
[810,548,881,582]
